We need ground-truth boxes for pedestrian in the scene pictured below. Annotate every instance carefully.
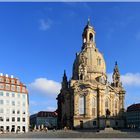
[64,126,67,132]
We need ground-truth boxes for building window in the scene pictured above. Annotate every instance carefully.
[22,94,26,99]
[12,110,15,114]
[92,98,96,116]
[0,84,4,89]
[18,93,20,98]
[11,85,15,91]
[0,78,4,82]
[17,117,20,122]
[79,96,85,115]
[6,92,9,96]
[89,33,93,42]
[22,87,26,92]
[6,78,10,83]
[11,79,15,84]
[12,101,15,106]
[105,98,109,110]
[0,92,3,96]
[97,58,101,66]
[0,126,3,131]
[17,110,20,114]
[23,102,25,107]
[17,126,20,131]
[23,110,25,114]
[0,109,3,113]
[0,117,3,121]
[80,120,83,129]
[11,125,15,132]
[12,93,15,97]
[0,100,3,105]
[6,117,9,122]
[6,109,9,114]
[22,118,25,122]
[22,126,25,132]
[6,84,10,90]
[12,117,15,122]
[6,126,10,132]
[17,86,20,92]
[93,121,96,126]
[115,121,118,126]
[17,101,20,106]
[6,100,9,105]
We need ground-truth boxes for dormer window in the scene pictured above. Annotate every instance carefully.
[17,80,20,85]
[11,79,15,84]
[6,78,10,83]
[97,58,101,66]
[0,78,4,82]
[22,87,26,92]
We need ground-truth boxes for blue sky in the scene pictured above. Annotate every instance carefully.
[0,2,140,114]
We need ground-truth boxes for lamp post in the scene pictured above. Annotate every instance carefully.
[97,86,100,131]
[105,109,111,128]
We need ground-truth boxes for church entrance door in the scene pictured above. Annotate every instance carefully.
[80,121,83,129]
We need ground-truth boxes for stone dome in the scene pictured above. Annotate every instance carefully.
[72,20,106,81]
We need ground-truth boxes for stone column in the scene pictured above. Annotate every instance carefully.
[119,91,125,116]
[74,94,79,116]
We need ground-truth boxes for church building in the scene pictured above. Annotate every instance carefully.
[57,19,126,129]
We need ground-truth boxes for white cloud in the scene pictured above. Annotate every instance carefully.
[121,73,140,86]
[39,19,53,31]
[28,78,61,97]
[107,73,140,87]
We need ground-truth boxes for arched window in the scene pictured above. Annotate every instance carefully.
[83,37,86,43]
[105,98,109,111]
[79,96,85,115]
[92,98,96,116]
[89,33,93,42]
[80,74,83,80]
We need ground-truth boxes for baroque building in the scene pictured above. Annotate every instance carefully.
[57,19,126,129]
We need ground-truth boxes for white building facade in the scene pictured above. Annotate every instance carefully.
[0,74,29,132]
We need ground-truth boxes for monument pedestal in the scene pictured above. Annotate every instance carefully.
[104,127,114,132]
[99,127,123,133]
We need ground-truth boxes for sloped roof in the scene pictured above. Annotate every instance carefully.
[127,103,140,112]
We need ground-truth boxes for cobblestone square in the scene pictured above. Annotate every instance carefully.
[0,130,140,138]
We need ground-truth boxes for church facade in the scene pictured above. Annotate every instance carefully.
[57,19,126,129]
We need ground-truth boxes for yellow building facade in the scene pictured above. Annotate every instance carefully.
[57,19,126,129]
